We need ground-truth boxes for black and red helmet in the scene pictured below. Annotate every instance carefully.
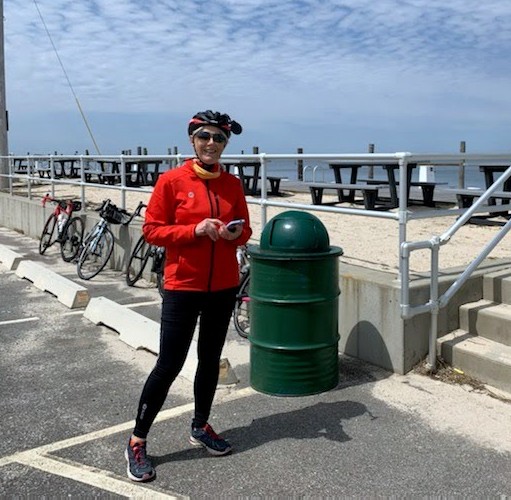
[188,110,242,138]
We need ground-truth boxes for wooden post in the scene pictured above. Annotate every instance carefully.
[459,141,466,189]
[137,146,142,155]
[297,147,303,181]
[252,146,259,154]
[368,143,375,179]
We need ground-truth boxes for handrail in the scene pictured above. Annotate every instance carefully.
[4,151,511,373]
[400,165,511,370]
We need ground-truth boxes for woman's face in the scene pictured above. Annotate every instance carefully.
[190,125,228,165]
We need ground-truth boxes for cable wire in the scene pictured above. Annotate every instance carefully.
[33,0,101,154]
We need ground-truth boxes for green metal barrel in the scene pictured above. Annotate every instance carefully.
[248,211,343,396]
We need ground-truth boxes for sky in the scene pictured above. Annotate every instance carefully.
[4,0,511,156]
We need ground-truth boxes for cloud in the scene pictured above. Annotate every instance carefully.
[4,0,511,153]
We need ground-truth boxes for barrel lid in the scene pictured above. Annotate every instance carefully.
[255,210,341,255]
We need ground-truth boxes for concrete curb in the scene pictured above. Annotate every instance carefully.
[83,296,199,382]
[15,260,90,309]
[0,244,24,270]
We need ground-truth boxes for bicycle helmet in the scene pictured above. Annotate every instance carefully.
[188,110,242,138]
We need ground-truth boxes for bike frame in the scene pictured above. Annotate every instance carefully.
[83,219,108,252]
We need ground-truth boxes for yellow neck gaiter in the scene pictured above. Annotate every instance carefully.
[192,160,221,180]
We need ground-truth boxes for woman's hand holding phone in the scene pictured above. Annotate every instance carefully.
[226,219,245,232]
[220,219,245,240]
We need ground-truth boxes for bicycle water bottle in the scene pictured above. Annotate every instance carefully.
[57,213,67,233]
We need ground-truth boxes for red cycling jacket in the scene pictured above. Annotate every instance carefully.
[142,159,252,292]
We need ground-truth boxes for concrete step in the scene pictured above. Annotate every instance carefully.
[483,268,511,305]
[438,329,511,394]
[460,299,511,347]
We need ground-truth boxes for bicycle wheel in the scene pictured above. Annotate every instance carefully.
[60,216,84,262]
[77,228,114,280]
[233,274,250,339]
[126,235,152,286]
[39,214,57,254]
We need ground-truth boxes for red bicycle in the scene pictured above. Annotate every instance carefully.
[39,194,84,262]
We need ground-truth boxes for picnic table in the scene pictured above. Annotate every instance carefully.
[94,158,165,186]
[223,161,282,196]
[326,161,443,208]
[12,158,28,174]
[450,164,511,219]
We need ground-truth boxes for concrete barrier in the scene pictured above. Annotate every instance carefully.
[83,296,199,382]
[0,245,23,270]
[15,260,90,309]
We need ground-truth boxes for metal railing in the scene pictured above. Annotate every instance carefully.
[3,151,511,371]
[302,164,328,182]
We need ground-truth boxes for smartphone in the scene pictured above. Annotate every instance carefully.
[226,218,245,232]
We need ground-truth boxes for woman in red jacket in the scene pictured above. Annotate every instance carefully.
[126,111,252,482]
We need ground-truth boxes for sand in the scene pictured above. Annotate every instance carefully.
[11,180,511,274]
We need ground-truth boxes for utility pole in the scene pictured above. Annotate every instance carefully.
[0,0,8,189]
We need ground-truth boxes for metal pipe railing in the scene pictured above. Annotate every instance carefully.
[3,151,511,374]
[400,165,511,371]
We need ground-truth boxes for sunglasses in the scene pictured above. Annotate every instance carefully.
[195,130,227,144]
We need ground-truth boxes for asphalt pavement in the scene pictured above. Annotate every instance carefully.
[1,225,511,498]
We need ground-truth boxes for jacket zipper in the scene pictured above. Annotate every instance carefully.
[205,181,219,291]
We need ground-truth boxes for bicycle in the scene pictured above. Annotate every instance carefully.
[233,245,250,338]
[76,199,144,280]
[39,194,84,262]
[125,203,165,297]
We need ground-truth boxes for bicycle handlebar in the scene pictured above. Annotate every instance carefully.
[133,201,147,218]
[94,199,146,226]
[42,193,79,209]
[123,202,145,225]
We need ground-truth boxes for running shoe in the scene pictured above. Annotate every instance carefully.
[189,423,232,456]
[125,439,156,482]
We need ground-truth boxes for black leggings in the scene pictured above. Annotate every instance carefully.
[133,287,237,439]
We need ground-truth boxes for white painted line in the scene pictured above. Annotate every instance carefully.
[0,316,40,326]
[15,453,182,499]
[126,300,162,308]
[62,310,86,316]
[0,387,256,497]
[0,386,255,464]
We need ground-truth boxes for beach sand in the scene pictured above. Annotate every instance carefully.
[13,181,511,274]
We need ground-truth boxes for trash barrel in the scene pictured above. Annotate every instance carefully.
[248,210,343,396]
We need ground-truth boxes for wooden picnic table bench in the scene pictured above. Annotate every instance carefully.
[13,158,28,174]
[308,182,387,210]
[240,174,283,196]
[360,179,446,207]
[447,188,511,209]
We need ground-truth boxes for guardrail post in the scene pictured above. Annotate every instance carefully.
[458,140,466,188]
[297,147,304,181]
[368,143,375,179]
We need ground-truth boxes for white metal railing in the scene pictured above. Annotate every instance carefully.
[3,151,511,371]
[302,164,328,182]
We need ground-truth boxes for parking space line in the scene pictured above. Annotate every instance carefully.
[0,387,255,495]
[0,317,40,326]
[126,300,162,308]
[15,452,182,499]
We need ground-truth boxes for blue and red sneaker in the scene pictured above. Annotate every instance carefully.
[189,423,232,456]
[125,438,156,482]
